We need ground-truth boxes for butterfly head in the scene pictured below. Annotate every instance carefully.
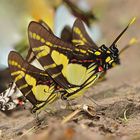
[98,44,120,71]
[98,17,135,71]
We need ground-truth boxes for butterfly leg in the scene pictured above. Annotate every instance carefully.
[60,92,73,110]
[61,91,68,100]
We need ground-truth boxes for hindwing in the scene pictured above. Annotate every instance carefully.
[8,51,60,113]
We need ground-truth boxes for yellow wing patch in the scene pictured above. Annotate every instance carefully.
[32,85,54,101]
[105,56,111,63]
[72,27,88,47]
[64,64,87,85]
[9,60,25,71]
[62,63,97,86]
[73,27,87,43]
[72,39,85,46]
[19,84,28,90]
[25,74,36,86]
[95,51,101,55]
[11,71,25,82]
[51,50,69,66]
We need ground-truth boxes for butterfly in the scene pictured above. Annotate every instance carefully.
[28,17,135,101]
[8,51,62,113]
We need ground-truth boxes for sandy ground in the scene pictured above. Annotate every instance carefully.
[1,0,140,140]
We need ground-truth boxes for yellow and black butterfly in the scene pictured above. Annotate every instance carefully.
[8,51,62,113]
[28,18,135,100]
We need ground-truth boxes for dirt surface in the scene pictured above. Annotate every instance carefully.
[1,0,140,140]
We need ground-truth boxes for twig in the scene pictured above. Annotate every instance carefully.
[61,109,81,124]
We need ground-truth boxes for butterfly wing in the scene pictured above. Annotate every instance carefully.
[8,51,59,113]
[72,18,98,50]
[61,26,72,43]
[26,20,54,63]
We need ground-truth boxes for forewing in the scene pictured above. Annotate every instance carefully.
[72,19,98,50]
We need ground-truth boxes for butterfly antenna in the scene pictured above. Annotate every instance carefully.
[119,38,138,54]
[110,17,136,47]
